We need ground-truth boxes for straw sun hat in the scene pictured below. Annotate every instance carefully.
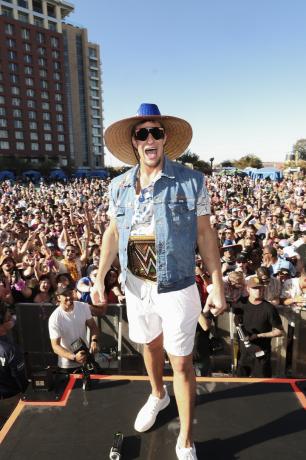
[104,103,193,165]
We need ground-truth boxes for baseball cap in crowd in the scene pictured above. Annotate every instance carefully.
[0,255,15,266]
[247,276,265,289]
[274,267,290,277]
[220,244,242,257]
[55,283,75,297]
[104,103,193,165]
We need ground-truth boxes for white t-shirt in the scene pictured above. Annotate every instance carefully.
[48,301,92,368]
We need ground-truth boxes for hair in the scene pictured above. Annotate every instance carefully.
[0,302,8,325]
[256,266,270,279]
[264,246,277,258]
[228,271,244,284]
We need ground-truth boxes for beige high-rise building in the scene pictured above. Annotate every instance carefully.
[62,23,104,169]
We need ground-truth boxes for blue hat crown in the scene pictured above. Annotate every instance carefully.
[136,103,161,117]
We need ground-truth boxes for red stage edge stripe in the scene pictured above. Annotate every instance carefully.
[290,381,306,410]
[0,400,25,444]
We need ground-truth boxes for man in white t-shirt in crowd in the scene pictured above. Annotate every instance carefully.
[48,284,100,372]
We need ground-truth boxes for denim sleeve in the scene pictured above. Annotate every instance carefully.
[196,176,211,216]
[107,181,117,219]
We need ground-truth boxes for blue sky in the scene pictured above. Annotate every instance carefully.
[69,0,306,166]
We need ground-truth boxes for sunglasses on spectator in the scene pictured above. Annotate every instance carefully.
[134,127,165,141]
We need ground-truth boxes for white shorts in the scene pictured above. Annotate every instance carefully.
[124,270,202,356]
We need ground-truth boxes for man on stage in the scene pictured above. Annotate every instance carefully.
[92,103,226,460]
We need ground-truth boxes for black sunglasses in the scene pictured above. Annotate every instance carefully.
[134,127,165,141]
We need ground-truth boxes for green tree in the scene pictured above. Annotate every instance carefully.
[234,154,263,169]
[292,139,306,160]
[179,149,199,165]
[220,160,234,167]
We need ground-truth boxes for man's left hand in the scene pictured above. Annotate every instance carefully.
[90,340,100,354]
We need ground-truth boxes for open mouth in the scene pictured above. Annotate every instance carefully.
[145,148,157,160]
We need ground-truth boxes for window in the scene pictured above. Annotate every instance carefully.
[0,74,2,82]
[57,124,64,132]
[89,48,97,58]
[18,0,28,7]
[11,86,20,95]
[92,136,101,144]
[9,63,18,72]
[91,90,99,98]
[38,47,46,56]
[5,24,14,35]
[15,131,24,140]
[29,121,37,129]
[0,85,3,93]
[30,132,38,140]
[36,32,45,44]
[53,72,60,81]
[25,78,34,86]
[45,143,53,151]
[51,37,59,48]
[0,108,6,116]
[24,43,31,52]
[48,22,57,32]
[24,66,33,75]
[28,111,36,120]
[24,55,32,64]
[40,80,48,89]
[34,17,44,28]
[38,58,46,67]
[0,130,8,138]
[42,102,50,110]
[0,96,4,104]
[0,141,10,149]
[44,133,52,141]
[14,120,23,129]
[12,98,21,106]
[55,93,62,101]
[33,0,43,14]
[26,89,34,97]
[8,50,17,60]
[41,91,49,99]
[90,70,98,78]
[43,123,51,131]
[47,4,56,17]
[55,104,62,112]
[18,12,29,23]
[42,112,50,121]
[12,109,21,118]
[56,114,63,122]
[55,83,61,91]
[92,127,100,135]
[53,61,60,70]
[10,75,19,84]
[7,38,16,48]
[52,50,59,59]
[58,134,64,142]
[21,28,30,40]
[31,143,39,151]
[27,100,36,109]
[39,69,47,78]
[92,109,100,117]
[2,7,14,18]
[16,142,25,150]
[58,144,65,152]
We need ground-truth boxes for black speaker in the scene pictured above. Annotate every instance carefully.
[15,302,57,376]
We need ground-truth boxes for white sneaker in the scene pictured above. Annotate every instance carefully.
[176,437,198,460]
[134,385,170,432]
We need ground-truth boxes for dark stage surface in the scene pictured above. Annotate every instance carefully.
[1,376,306,460]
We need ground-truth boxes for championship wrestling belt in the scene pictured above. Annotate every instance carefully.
[127,235,157,282]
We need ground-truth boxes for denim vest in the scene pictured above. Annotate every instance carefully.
[109,157,206,293]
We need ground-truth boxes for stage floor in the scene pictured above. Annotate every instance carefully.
[1,376,306,460]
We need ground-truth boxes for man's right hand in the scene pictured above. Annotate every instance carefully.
[75,351,87,365]
[91,278,107,305]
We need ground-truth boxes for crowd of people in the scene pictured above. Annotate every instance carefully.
[0,172,306,399]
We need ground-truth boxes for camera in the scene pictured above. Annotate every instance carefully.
[71,337,101,389]
[234,316,265,358]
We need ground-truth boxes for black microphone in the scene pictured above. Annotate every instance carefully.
[109,432,123,460]
[234,315,251,348]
